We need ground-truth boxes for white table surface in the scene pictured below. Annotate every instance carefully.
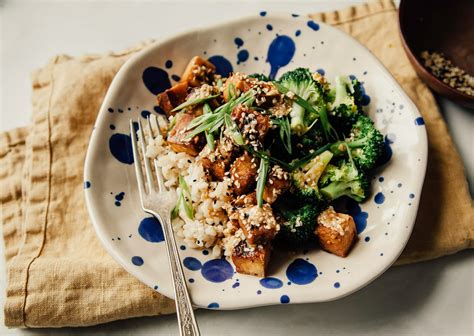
[1,1,473,335]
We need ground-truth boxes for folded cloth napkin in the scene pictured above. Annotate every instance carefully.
[1,0,472,328]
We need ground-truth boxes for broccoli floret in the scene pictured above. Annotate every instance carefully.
[278,68,325,136]
[319,160,370,202]
[277,204,320,246]
[291,150,333,202]
[330,115,384,171]
[249,73,269,82]
[294,122,326,157]
[328,76,362,133]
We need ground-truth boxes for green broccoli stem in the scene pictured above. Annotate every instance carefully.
[289,103,306,135]
[321,181,363,202]
[330,137,367,155]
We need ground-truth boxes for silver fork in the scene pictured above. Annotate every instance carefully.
[129,118,200,336]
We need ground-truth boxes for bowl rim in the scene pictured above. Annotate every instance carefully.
[84,12,428,308]
[398,0,474,102]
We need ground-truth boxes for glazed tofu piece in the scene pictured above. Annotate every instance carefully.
[315,206,357,257]
[167,112,205,156]
[156,81,189,116]
[236,204,279,245]
[230,152,258,195]
[200,136,237,181]
[180,56,216,87]
[231,105,270,144]
[223,73,255,101]
[232,240,272,277]
[233,192,257,207]
[263,165,290,204]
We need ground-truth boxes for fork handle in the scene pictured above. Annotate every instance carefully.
[151,211,200,336]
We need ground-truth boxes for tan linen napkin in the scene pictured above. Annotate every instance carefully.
[1,0,472,328]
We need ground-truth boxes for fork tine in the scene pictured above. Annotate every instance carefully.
[154,114,164,138]
[146,116,166,192]
[138,119,155,193]
[129,120,146,198]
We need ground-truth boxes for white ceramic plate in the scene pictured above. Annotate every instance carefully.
[84,13,427,309]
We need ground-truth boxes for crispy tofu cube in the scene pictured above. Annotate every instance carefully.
[231,105,270,143]
[200,137,237,181]
[232,240,272,277]
[156,82,189,116]
[233,192,257,207]
[315,207,357,257]
[180,56,216,87]
[236,204,278,245]
[223,73,255,101]
[263,165,290,204]
[230,152,258,195]
[167,112,205,156]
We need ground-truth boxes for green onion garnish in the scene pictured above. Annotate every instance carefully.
[256,155,270,207]
[288,143,332,171]
[171,175,195,220]
[171,94,219,113]
[272,116,292,154]
[203,103,215,150]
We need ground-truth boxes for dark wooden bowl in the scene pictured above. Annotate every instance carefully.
[399,0,474,109]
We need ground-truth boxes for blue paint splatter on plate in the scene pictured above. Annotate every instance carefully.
[109,133,134,164]
[267,35,296,79]
[201,259,233,283]
[259,11,267,17]
[183,257,202,271]
[286,259,317,285]
[347,199,368,233]
[374,192,385,204]
[234,37,244,48]
[141,110,151,119]
[84,181,91,189]
[165,60,173,69]
[153,105,166,115]
[208,302,220,308]
[280,295,290,304]
[131,256,144,266]
[295,30,301,37]
[307,20,320,31]
[415,117,425,125]
[260,277,283,289]
[138,217,164,243]
[334,282,341,288]
[208,55,234,77]
[237,50,249,64]
[266,24,273,31]
[142,67,171,95]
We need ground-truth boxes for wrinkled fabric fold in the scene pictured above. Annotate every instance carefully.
[1,0,472,328]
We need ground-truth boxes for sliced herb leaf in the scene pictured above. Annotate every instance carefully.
[171,193,183,219]
[203,103,215,150]
[171,94,219,113]
[272,116,292,154]
[178,175,194,219]
[289,143,332,171]
[256,155,270,207]
[167,115,177,132]
[224,114,245,146]
[184,90,255,141]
